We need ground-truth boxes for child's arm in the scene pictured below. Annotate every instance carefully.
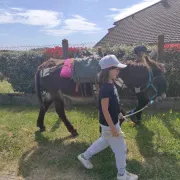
[101,98,119,137]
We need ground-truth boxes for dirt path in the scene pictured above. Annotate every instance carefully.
[0,171,23,180]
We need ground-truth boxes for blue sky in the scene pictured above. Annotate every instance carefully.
[0,0,160,46]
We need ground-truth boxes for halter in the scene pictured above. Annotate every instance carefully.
[143,70,158,101]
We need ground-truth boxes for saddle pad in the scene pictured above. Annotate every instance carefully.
[72,56,101,83]
[39,68,51,78]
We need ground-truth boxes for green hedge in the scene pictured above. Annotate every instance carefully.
[0,51,44,93]
[0,46,180,97]
[100,45,180,97]
[162,48,180,97]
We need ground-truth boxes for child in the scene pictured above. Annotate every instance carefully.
[77,55,138,180]
[127,45,166,125]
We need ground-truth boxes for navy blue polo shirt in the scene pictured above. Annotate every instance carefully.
[98,83,121,126]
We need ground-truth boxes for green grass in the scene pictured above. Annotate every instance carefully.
[0,80,14,93]
[0,105,179,180]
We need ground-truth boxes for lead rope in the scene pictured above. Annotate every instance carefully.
[102,101,154,138]
[123,102,152,119]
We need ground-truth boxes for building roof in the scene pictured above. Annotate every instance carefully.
[95,0,180,47]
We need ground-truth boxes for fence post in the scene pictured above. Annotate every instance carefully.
[157,35,164,61]
[98,47,103,57]
[62,39,69,59]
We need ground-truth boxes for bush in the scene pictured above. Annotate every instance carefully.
[0,44,180,97]
[162,48,180,97]
[0,47,91,94]
[0,51,44,93]
[101,44,180,97]
[100,44,157,60]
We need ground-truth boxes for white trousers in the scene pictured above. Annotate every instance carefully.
[83,123,127,174]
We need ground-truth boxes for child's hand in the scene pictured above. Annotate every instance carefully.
[118,113,124,120]
[111,127,119,137]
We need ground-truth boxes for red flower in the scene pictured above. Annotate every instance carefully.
[43,46,88,58]
[164,43,180,50]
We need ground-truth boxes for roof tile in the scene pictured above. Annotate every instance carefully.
[95,0,180,47]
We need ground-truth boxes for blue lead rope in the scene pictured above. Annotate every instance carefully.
[123,100,154,119]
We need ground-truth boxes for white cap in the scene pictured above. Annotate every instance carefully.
[99,55,127,69]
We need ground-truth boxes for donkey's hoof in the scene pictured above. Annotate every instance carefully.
[71,130,79,138]
[39,126,46,132]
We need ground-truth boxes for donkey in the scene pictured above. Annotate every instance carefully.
[34,55,166,137]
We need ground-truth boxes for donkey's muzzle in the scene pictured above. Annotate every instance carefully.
[154,93,166,103]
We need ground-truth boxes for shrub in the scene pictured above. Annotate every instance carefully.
[0,44,180,97]
[101,44,180,97]
[0,51,44,93]
[162,47,180,97]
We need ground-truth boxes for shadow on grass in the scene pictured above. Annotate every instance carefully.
[135,123,155,157]
[0,105,39,113]
[70,104,98,118]
[135,122,180,180]
[17,124,180,180]
[17,131,142,180]
[2,104,179,179]
[50,119,61,132]
[161,113,180,140]
[0,104,56,113]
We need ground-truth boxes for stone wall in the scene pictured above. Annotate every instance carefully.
[0,93,39,106]
[0,93,178,110]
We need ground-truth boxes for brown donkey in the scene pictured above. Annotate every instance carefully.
[34,56,166,137]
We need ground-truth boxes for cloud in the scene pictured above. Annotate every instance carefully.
[10,7,23,11]
[108,0,161,21]
[0,8,61,28]
[0,7,101,36]
[44,29,74,36]
[64,15,101,31]
[44,15,102,36]
[109,8,120,12]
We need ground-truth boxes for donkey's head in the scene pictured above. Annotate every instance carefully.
[117,60,167,102]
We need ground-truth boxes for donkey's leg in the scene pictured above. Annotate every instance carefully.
[37,93,53,132]
[133,92,149,124]
[54,98,78,137]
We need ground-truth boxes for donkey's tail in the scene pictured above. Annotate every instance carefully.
[34,70,43,105]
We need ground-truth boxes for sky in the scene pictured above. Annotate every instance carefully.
[0,0,161,46]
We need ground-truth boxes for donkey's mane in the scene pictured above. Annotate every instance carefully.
[119,60,150,88]
[123,60,150,70]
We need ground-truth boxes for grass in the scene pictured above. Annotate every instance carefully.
[0,105,179,180]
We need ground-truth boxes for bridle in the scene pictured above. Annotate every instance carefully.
[116,68,166,120]
[142,69,158,102]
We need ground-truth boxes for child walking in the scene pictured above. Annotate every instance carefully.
[77,55,138,180]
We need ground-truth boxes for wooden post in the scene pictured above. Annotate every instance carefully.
[157,35,164,61]
[62,39,69,59]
